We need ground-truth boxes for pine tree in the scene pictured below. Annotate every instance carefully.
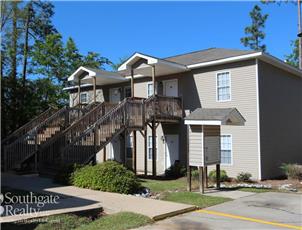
[285,39,299,68]
[241,5,268,52]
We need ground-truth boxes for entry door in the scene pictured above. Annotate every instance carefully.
[165,135,179,169]
[163,79,178,97]
[109,137,121,161]
[109,88,121,103]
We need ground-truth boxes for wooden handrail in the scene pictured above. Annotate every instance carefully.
[60,97,145,165]
[1,107,57,146]
[3,104,92,171]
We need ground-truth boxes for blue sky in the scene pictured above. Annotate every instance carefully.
[52,1,297,69]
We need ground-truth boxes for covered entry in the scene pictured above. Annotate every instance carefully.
[184,108,245,193]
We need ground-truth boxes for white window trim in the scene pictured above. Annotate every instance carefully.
[220,133,233,166]
[146,82,154,98]
[147,135,158,161]
[216,71,232,102]
[126,134,133,159]
[163,79,178,97]
[80,92,89,104]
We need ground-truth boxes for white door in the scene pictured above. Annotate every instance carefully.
[109,88,121,103]
[165,135,179,169]
[109,137,121,161]
[163,79,178,97]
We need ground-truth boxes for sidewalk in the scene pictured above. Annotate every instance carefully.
[1,173,195,223]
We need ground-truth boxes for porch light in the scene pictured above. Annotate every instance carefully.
[298,32,302,38]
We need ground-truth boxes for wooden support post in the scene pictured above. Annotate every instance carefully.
[186,126,191,191]
[103,146,106,162]
[122,130,127,166]
[132,131,137,174]
[216,164,221,189]
[144,127,148,176]
[131,68,134,97]
[77,79,81,106]
[151,65,156,96]
[199,166,204,194]
[93,127,97,165]
[204,166,208,188]
[93,76,96,103]
[187,166,192,192]
[152,120,156,177]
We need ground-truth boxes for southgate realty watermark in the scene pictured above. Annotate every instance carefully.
[0,191,60,217]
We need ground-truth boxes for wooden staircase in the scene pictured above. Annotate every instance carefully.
[2,96,183,174]
[2,104,96,172]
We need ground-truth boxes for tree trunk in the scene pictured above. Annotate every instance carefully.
[22,3,31,87]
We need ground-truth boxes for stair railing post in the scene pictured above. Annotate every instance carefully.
[34,128,38,172]
[4,147,7,172]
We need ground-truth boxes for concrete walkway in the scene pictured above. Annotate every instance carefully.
[202,189,255,199]
[1,173,195,223]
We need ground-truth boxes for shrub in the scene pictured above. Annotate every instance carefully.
[191,168,199,180]
[209,169,228,182]
[165,161,186,178]
[72,161,141,194]
[280,163,302,180]
[236,172,252,182]
[53,164,83,185]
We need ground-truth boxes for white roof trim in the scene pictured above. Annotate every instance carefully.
[184,120,222,125]
[63,84,92,91]
[260,54,302,78]
[187,52,302,78]
[187,52,262,69]
[68,66,96,81]
[118,53,158,71]
[118,52,187,72]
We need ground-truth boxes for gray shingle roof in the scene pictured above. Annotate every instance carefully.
[164,48,257,66]
[185,108,245,122]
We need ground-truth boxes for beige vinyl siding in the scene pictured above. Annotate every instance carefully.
[258,60,302,179]
[190,60,259,179]
[189,125,203,166]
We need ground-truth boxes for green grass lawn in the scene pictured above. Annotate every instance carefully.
[162,192,232,208]
[77,212,152,230]
[2,212,152,230]
[140,177,188,192]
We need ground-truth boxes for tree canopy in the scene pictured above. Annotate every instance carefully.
[241,5,268,52]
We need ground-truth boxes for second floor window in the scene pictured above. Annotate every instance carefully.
[217,72,231,101]
[80,92,88,104]
[147,83,153,97]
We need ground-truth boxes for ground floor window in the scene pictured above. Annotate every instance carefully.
[220,134,232,165]
[126,135,133,158]
[147,135,157,160]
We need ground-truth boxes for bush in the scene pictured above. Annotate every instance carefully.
[280,163,302,180]
[236,172,252,182]
[165,161,186,178]
[53,164,83,185]
[209,169,228,182]
[191,168,199,180]
[72,161,141,194]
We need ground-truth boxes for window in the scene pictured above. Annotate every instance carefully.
[217,72,231,101]
[220,134,232,165]
[126,135,133,158]
[147,136,157,160]
[147,83,153,97]
[80,92,88,104]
